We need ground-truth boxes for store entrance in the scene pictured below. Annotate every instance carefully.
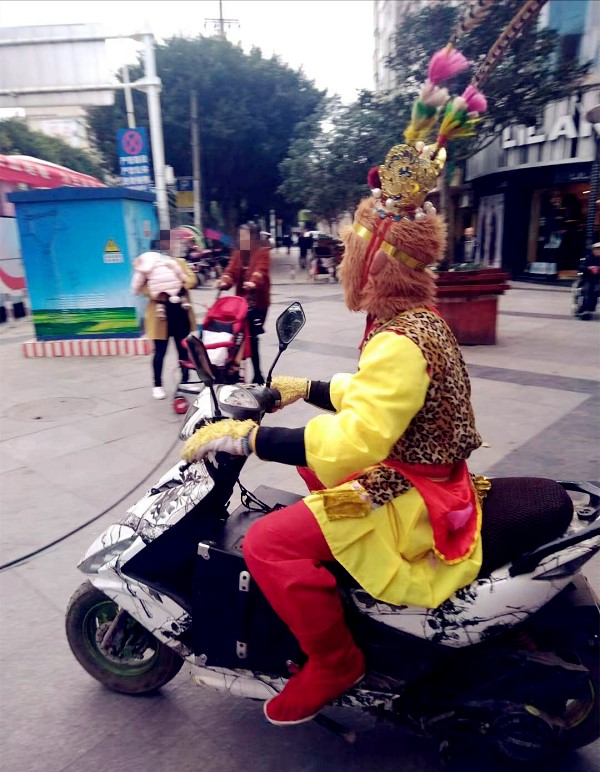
[527,182,590,279]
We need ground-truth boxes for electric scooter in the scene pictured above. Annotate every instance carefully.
[66,302,600,763]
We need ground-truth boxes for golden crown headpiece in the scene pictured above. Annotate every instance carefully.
[368,44,487,223]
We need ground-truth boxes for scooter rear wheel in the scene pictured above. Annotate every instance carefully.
[65,582,183,695]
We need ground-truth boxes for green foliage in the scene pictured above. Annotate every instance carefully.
[279,92,411,222]
[0,118,106,179]
[87,36,324,231]
[279,0,589,220]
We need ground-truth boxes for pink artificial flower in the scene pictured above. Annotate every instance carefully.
[428,46,469,85]
[421,80,450,107]
[462,84,487,114]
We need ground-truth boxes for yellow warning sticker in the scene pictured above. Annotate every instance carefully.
[103,238,124,263]
[104,238,121,253]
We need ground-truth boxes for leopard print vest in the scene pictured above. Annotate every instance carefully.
[352,308,481,508]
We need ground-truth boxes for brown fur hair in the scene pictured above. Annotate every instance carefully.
[339,196,447,320]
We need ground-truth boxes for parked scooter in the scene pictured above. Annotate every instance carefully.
[66,302,600,763]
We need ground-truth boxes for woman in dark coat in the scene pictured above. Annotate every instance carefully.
[218,223,271,383]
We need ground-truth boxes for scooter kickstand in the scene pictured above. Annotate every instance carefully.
[313,713,357,744]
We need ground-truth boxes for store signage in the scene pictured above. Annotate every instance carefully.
[502,113,594,149]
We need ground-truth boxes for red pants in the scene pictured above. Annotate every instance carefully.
[242,497,344,645]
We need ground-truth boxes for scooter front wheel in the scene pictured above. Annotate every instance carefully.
[65,582,183,695]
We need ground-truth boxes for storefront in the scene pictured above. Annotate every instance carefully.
[466,90,599,279]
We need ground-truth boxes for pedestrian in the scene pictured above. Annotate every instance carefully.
[218,222,271,384]
[576,242,600,319]
[180,40,489,725]
[455,226,478,264]
[298,230,311,270]
[132,231,198,400]
[282,233,292,254]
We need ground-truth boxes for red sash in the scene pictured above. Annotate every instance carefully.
[382,459,480,564]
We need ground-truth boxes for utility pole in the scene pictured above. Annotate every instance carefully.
[141,33,169,231]
[190,91,203,232]
[205,0,239,39]
[122,65,136,129]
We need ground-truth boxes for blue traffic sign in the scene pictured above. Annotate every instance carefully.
[117,128,153,192]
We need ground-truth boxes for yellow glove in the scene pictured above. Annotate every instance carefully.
[181,419,257,461]
[271,376,309,408]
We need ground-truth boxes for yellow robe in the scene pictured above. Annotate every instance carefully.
[303,332,482,609]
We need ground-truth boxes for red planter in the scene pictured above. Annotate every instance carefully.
[435,268,510,345]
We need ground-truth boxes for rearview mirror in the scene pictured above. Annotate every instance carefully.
[266,302,306,388]
[185,335,215,385]
[276,302,306,348]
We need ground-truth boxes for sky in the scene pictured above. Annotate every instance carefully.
[0,0,375,104]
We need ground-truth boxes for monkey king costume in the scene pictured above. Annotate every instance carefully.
[182,45,489,725]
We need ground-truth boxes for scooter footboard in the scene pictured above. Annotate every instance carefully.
[192,486,304,676]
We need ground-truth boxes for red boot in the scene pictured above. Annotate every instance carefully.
[264,620,366,726]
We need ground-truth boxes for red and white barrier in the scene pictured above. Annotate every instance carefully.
[22,338,153,358]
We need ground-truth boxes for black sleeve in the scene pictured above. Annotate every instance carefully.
[305,380,335,412]
[254,427,307,466]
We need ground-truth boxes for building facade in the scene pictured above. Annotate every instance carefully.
[373,0,423,93]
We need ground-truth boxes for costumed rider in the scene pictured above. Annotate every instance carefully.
[181,45,488,726]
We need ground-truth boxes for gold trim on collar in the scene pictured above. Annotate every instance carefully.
[353,223,424,271]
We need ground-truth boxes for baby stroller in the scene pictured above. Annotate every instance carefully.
[172,293,250,414]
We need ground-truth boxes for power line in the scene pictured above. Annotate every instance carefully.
[205,0,239,39]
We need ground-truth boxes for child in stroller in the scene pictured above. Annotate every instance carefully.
[172,293,250,413]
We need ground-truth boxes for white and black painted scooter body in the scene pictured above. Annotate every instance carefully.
[68,310,600,760]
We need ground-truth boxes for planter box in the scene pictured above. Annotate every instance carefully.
[435,268,510,345]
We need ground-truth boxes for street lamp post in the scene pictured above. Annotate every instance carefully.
[584,104,600,257]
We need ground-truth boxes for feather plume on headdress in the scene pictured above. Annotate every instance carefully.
[449,0,496,45]
[472,0,549,88]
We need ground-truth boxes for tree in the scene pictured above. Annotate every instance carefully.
[0,118,106,179]
[279,92,411,223]
[87,36,325,232]
[279,0,589,233]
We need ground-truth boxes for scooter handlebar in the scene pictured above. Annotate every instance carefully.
[265,387,282,413]
[244,385,281,414]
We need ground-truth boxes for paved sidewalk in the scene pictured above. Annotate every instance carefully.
[0,251,598,772]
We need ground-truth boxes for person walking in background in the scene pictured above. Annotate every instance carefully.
[455,226,478,264]
[218,223,271,384]
[131,231,198,400]
[282,233,292,255]
[298,230,312,270]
